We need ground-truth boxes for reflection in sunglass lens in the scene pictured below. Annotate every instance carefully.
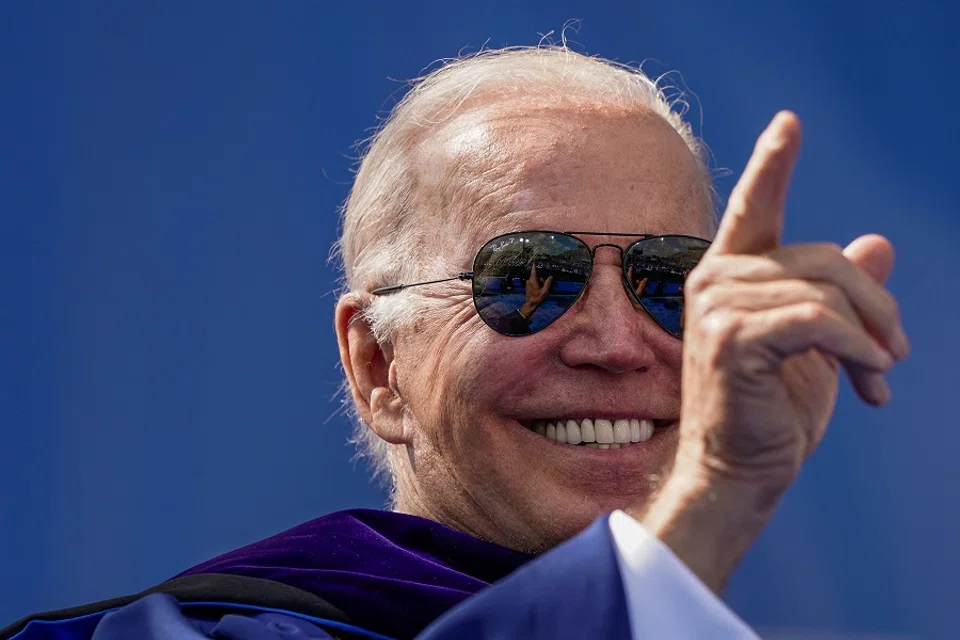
[472,232,591,336]
[623,236,710,337]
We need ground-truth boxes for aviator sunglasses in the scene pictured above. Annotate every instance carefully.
[371,231,712,338]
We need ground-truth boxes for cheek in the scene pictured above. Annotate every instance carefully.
[434,331,527,419]
[404,325,548,447]
[394,303,501,429]
[663,335,684,371]
[657,338,684,398]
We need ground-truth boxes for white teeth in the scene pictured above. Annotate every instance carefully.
[614,419,631,443]
[639,419,654,442]
[584,442,599,449]
[529,417,660,447]
[556,422,567,444]
[580,419,596,443]
[595,419,614,444]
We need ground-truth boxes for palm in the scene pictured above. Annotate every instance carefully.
[681,326,840,474]
[752,350,839,462]
[785,349,840,435]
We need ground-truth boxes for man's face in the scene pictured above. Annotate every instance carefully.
[388,98,714,552]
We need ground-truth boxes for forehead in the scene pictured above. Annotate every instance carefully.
[412,97,712,262]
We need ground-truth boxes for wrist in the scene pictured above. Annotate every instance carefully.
[672,436,798,509]
[629,454,787,593]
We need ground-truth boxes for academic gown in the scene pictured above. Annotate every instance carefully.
[1,508,635,640]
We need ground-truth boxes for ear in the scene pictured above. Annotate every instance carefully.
[335,293,409,445]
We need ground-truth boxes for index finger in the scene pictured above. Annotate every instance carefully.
[710,111,803,256]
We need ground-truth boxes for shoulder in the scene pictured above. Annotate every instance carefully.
[0,573,382,640]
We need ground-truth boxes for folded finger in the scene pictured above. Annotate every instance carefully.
[736,302,894,378]
[693,278,893,403]
[693,279,860,327]
[691,248,905,359]
[845,363,893,406]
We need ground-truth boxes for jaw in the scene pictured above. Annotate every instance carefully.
[466,418,680,551]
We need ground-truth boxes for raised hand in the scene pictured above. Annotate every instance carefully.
[626,266,649,299]
[519,265,554,319]
[636,112,910,593]
[679,111,908,482]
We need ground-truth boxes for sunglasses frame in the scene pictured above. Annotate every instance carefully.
[370,231,711,338]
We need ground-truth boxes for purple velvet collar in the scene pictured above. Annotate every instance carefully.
[176,509,532,639]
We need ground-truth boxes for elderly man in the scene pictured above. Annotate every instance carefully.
[3,47,908,640]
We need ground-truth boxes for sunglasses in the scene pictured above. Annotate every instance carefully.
[371,231,712,338]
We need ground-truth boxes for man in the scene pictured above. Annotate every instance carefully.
[3,46,908,639]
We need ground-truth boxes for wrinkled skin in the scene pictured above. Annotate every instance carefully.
[337,102,909,585]
[341,100,712,552]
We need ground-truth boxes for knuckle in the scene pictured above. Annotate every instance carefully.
[691,284,725,316]
[816,241,844,255]
[810,243,843,271]
[726,191,751,214]
[796,301,831,326]
[684,263,715,295]
[687,255,739,289]
[817,284,845,311]
[700,309,745,348]
[879,289,902,325]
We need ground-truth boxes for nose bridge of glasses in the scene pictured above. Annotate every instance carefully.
[587,242,626,264]
[581,244,633,303]
[585,242,650,307]
[587,243,633,290]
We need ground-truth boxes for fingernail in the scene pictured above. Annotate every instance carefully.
[890,328,911,360]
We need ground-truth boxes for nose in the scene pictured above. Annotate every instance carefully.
[557,253,658,374]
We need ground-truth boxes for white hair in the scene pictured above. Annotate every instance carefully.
[332,45,716,489]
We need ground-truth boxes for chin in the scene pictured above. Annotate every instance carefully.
[450,419,680,552]
[488,480,661,555]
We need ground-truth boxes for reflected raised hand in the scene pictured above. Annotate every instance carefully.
[518,264,554,319]
[626,266,649,299]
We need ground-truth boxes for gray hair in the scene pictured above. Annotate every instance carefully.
[332,45,716,489]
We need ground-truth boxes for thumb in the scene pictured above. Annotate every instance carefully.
[843,234,895,285]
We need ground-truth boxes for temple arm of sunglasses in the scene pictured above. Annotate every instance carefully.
[371,272,474,295]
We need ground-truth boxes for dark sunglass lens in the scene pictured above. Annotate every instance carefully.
[472,232,591,335]
[624,236,710,337]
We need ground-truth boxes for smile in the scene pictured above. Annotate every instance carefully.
[527,418,660,449]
